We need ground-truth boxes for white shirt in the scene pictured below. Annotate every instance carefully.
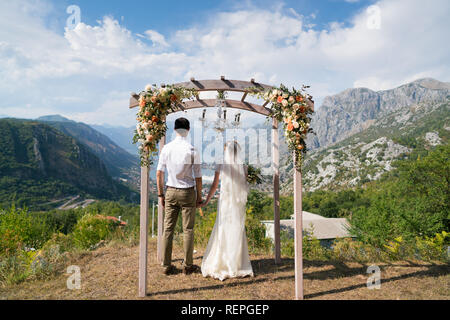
[157,135,201,188]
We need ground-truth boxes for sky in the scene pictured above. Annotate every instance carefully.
[0,0,449,127]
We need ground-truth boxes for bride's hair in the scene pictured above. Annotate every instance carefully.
[224,140,241,163]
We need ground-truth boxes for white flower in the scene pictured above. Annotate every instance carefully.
[288,96,295,103]
[293,121,299,129]
[282,99,288,107]
[145,84,152,92]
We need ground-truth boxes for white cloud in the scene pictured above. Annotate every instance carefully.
[144,30,169,47]
[0,0,449,127]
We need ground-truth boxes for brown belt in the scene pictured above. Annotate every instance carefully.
[166,186,195,190]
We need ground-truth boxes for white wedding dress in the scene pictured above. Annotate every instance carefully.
[201,142,254,281]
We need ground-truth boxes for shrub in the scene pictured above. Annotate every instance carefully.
[280,227,329,260]
[330,238,386,263]
[71,214,117,250]
[42,232,75,253]
[194,211,217,247]
[0,252,31,285]
[280,230,295,258]
[415,231,449,262]
[245,207,272,254]
[0,206,54,254]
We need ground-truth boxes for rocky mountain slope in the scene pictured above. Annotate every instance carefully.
[37,115,139,185]
[308,78,450,149]
[0,119,137,209]
[280,94,449,193]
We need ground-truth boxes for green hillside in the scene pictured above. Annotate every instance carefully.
[36,116,139,181]
[0,119,136,210]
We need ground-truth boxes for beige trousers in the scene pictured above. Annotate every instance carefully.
[162,187,196,268]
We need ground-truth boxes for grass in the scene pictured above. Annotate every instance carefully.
[1,238,449,300]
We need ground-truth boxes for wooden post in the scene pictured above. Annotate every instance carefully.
[294,154,304,300]
[272,118,281,264]
[157,135,166,264]
[138,164,149,297]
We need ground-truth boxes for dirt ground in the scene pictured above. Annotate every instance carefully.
[1,238,449,300]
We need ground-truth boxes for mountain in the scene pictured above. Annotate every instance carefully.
[91,124,138,156]
[36,116,139,184]
[277,79,450,193]
[37,115,73,122]
[308,78,450,149]
[0,119,137,209]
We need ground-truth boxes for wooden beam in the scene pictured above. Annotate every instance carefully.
[272,118,281,264]
[129,79,314,110]
[138,164,149,297]
[241,92,248,102]
[180,99,271,116]
[130,93,140,109]
[294,154,304,300]
[157,135,166,264]
[172,79,273,93]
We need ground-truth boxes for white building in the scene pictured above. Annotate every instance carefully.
[261,211,353,247]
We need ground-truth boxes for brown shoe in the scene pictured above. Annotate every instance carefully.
[163,265,177,275]
[183,265,200,275]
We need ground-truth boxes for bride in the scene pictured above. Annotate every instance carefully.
[200,140,254,281]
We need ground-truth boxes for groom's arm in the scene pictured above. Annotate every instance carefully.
[156,170,165,207]
[195,177,203,208]
[156,148,166,207]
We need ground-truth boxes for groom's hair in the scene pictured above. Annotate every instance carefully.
[175,117,190,130]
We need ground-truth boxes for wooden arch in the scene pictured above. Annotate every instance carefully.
[129,77,309,300]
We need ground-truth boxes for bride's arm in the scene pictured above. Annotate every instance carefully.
[204,171,220,206]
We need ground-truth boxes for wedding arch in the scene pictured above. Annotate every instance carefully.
[128,77,314,300]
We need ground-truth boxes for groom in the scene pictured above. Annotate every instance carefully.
[156,117,203,275]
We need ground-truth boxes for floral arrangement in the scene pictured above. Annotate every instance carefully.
[249,84,314,171]
[132,84,197,166]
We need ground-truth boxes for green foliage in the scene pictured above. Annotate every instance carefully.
[0,251,32,285]
[0,201,141,286]
[0,244,68,286]
[281,228,329,261]
[350,145,449,245]
[303,189,370,218]
[71,214,117,250]
[0,119,137,210]
[246,189,273,220]
[194,211,217,247]
[0,206,54,254]
[415,231,449,262]
[245,207,272,254]
[246,164,263,185]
